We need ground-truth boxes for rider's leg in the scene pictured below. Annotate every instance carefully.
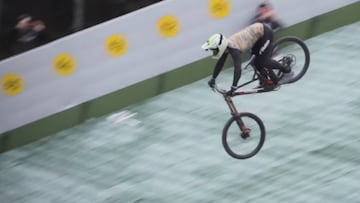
[256,56,294,85]
[253,24,292,85]
[256,25,291,70]
[251,25,277,86]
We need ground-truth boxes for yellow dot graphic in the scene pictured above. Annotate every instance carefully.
[157,15,180,37]
[1,73,24,96]
[106,34,128,57]
[53,53,76,76]
[209,0,231,18]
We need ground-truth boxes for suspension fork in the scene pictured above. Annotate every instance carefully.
[223,96,248,132]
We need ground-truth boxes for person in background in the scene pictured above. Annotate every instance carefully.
[251,2,283,32]
[9,14,48,55]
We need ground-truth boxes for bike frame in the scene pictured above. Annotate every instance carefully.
[213,54,282,115]
[230,55,280,96]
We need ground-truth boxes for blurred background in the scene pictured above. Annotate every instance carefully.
[0,0,163,60]
[1,1,360,202]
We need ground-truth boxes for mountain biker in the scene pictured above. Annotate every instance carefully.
[201,22,293,95]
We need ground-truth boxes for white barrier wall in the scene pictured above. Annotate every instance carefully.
[0,0,358,134]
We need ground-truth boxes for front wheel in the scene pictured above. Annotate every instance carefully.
[222,112,266,159]
[272,36,311,84]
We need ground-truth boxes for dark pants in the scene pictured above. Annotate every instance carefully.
[251,24,288,83]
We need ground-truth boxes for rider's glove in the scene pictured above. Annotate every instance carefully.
[208,78,216,89]
[226,86,237,96]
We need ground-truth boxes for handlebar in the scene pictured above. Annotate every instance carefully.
[212,84,237,97]
[212,84,227,95]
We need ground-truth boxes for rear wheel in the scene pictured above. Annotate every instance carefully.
[271,36,311,83]
[222,112,266,159]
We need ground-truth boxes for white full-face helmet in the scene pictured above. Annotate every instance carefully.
[201,33,228,59]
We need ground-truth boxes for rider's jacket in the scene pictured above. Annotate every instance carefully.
[228,22,264,52]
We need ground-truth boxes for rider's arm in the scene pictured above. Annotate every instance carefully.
[211,52,228,79]
[228,48,242,88]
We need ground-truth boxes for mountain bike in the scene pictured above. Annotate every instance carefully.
[212,36,310,159]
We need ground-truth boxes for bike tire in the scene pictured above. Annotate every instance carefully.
[222,112,266,159]
[272,36,311,84]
